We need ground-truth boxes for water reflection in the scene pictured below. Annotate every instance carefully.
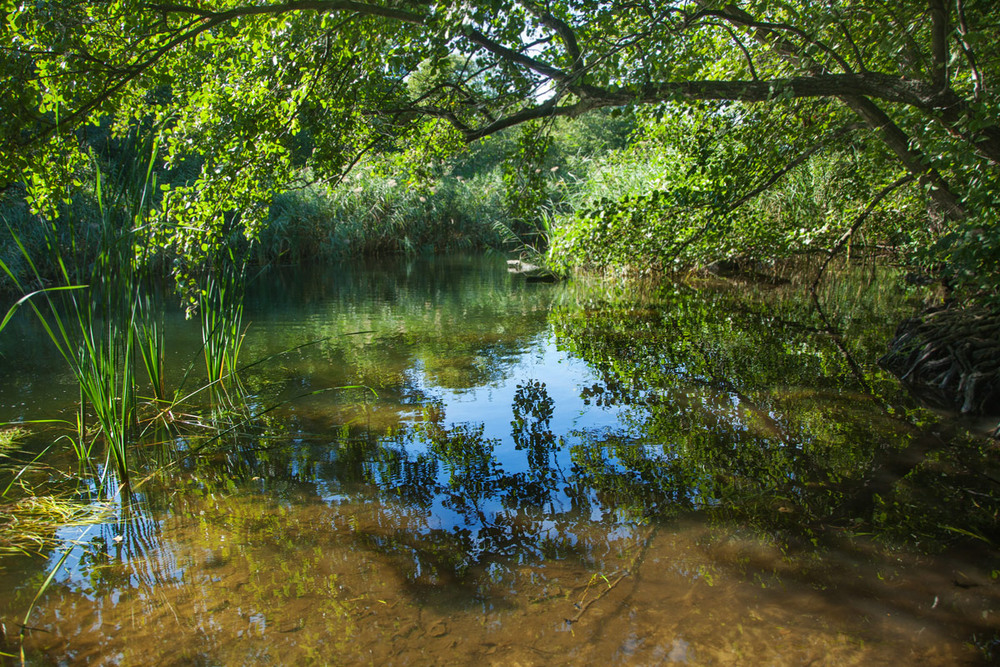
[1,257,998,664]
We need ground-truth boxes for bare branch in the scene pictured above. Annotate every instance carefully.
[719,23,759,81]
[955,0,985,100]
[461,25,569,82]
[694,6,854,74]
[831,10,868,72]
[728,123,865,210]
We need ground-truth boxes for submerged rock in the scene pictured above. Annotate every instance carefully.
[507,259,558,282]
[879,306,1000,418]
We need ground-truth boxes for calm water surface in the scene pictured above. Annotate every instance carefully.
[0,255,998,665]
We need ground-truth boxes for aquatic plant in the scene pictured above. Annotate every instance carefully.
[197,249,249,409]
[0,426,27,459]
[0,495,111,561]
[0,135,164,485]
[0,428,111,561]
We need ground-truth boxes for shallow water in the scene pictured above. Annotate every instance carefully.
[1,255,998,665]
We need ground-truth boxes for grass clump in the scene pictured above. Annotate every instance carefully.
[258,167,510,263]
[0,494,112,560]
[0,427,28,459]
[0,427,111,561]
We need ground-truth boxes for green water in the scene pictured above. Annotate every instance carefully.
[0,255,997,665]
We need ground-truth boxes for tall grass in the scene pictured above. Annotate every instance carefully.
[0,134,163,486]
[134,289,166,403]
[258,168,510,263]
[197,250,248,409]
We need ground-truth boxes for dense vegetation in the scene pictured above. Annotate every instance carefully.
[0,0,996,504]
[1,0,998,300]
[2,5,1000,661]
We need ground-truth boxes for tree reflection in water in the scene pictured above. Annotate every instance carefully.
[3,260,999,664]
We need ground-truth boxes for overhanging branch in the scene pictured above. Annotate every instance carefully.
[148,0,425,25]
[459,73,958,144]
[461,24,569,82]
[17,0,429,153]
[728,123,864,210]
[811,173,917,292]
[518,1,584,75]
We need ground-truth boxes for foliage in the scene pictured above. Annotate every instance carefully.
[197,251,249,406]
[872,431,1000,548]
[548,103,928,275]
[0,142,165,482]
[547,270,993,544]
[3,0,999,297]
[0,138,256,488]
[259,165,510,261]
[511,380,557,472]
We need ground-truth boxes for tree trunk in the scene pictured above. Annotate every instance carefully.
[840,95,967,223]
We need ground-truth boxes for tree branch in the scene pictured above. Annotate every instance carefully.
[575,73,967,110]
[954,0,985,101]
[18,0,429,152]
[694,6,854,73]
[688,1,973,215]
[457,71,978,154]
[840,95,965,220]
[728,123,864,210]
[518,1,584,75]
[461,24,569,82]
[833,11,868,72]
[464,96,588,141]
[811,173,916,292]
[719,23,759,81]
[148,0,425,25]
[870,0,930,77]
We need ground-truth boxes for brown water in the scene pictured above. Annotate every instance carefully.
[1,256,998,665]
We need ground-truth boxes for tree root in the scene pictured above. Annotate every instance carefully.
[880,305,1000,416]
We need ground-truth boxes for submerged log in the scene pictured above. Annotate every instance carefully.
[879,306,1000,418]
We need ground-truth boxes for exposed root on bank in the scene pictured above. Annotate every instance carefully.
[879,306,1000,421]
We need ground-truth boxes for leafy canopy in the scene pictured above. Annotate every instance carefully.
[3,0,1000,292]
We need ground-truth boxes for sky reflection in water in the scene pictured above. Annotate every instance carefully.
[1,255,998,665]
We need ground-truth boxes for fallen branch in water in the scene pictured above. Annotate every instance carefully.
[566,525,658,625]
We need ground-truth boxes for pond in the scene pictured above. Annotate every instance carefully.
[0,255,998,665]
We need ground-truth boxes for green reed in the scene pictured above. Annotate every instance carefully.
[134,289,166,404]
[0,133,163,486]
[196,249,249,410]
